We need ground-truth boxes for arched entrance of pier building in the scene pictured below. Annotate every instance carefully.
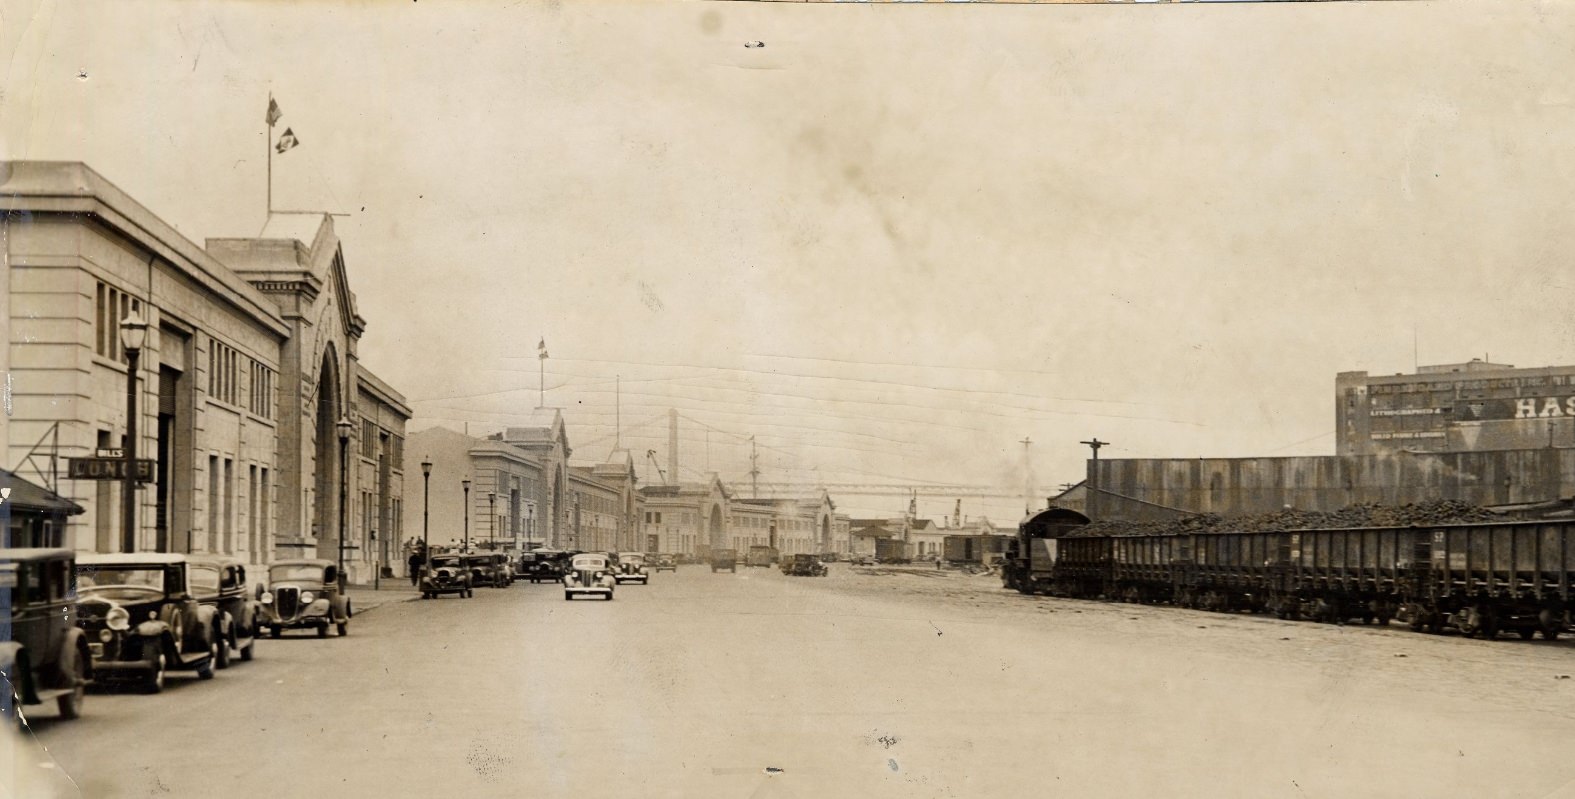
[312,350,343,556]
[709,505,725,550]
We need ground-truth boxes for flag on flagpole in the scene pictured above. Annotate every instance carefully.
[538,338,549,360]
[266,98,282,127]
[275,128,299,154]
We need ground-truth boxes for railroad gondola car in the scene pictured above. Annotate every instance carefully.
[1004,512,1574,641]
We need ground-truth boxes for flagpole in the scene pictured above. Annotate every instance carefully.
[266,92,273,216]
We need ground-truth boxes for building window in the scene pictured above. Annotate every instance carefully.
[249,359,275,419]
[361,419,377,456]
[208,339,240,406]
[95,282,142,364]
[390,435,404,465]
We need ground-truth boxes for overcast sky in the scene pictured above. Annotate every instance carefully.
[4,0,1573,521]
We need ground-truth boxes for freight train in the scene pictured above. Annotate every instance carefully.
[1001,507,1570,640]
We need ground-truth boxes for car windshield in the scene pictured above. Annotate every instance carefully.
[78,566,168,599]
[431,557,462,568]
[571,557,606,570]
[619,554,645,565]
[190,565,221,592]
[269,564,326,583]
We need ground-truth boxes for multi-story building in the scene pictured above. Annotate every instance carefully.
[405,419,641,559]
[639,475,731,556]
[2,162,408,582]
[1337,359,1575,455]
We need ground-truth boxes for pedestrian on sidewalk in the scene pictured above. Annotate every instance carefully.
[408,550,423,586]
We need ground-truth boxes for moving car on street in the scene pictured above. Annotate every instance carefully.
[519,549,567,583]
[464,553,507,589]
[0,549,91,719]
[781,553,828,577]
[421,554,474,599]
[190,556,259,668]
[562,553,617,601]
[613,552,649,584]
[76,553,220,692]
[710,549,739,573]
[650,554,677,572]
[257,559,353,637]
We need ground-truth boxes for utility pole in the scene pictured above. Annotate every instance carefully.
[668,408,679,484]
[749,436,760,499]
[1019,436,1033,517]
[1080,438,1109,520]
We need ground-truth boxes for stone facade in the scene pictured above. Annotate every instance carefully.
[1,162,408,582]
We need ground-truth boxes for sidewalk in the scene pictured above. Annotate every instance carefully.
[344,581,422,614]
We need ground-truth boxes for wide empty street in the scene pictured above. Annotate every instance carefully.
[11,565,1575,798]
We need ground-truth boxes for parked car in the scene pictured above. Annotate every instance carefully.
[650,554,677,572]
[562,553,617,600]
[0,549,91,719]
[421,554,474,598]
[848,554,876,566]
[76,553,220,692]
[190,556,259,668]
[519,549,566,583]
[782,553,828,577]
[710,549,738,573]
[257,559,353,637]
[464,553,507,588]
[613,552,649,584]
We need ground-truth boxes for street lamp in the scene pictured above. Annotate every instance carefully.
[421,459,433,574]
[527,505,534,546]
[488,491,496,549]
[461,478,471,553]
[336,417,354,585]
[119,311,148,553]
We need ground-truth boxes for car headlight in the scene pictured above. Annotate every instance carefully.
[106,606,131,631]
[260,592,274,604]
[300,591,316,604]
[98,629,114,643]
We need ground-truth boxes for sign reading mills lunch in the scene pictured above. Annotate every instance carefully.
[68,449,154,483]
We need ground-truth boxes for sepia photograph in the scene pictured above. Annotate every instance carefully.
[2,0,1575,796]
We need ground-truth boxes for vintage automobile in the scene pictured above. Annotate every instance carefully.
[562,553,617,601]
[613,552,649,585]
[190,556,259,668]
[421,554,474,599]
[782,553,828,577]
[489,553,516,585]
[76,553,220,692]
[0,549,91,720]
[464,553,507,588]
[257,559,353,637]
[650,554,677,572]
[710,549,739,573]
[519,549,566,583]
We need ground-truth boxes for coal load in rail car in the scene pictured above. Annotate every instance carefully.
[1002,507,1092,595]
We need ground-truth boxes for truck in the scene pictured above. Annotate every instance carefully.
[709,549,738,573]
[746,545,779,568]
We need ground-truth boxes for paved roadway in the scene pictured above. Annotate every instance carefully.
[8,564,1575,798]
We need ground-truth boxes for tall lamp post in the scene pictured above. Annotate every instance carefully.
[421,459,433,573]
[336,418,354,585]
[461,479,471,553]
[488,491,496,549]
[119,311,148,553]
[527,505,534,546]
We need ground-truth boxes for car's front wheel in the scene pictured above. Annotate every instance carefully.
[57,651,86,720]
[145,652,167,694]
